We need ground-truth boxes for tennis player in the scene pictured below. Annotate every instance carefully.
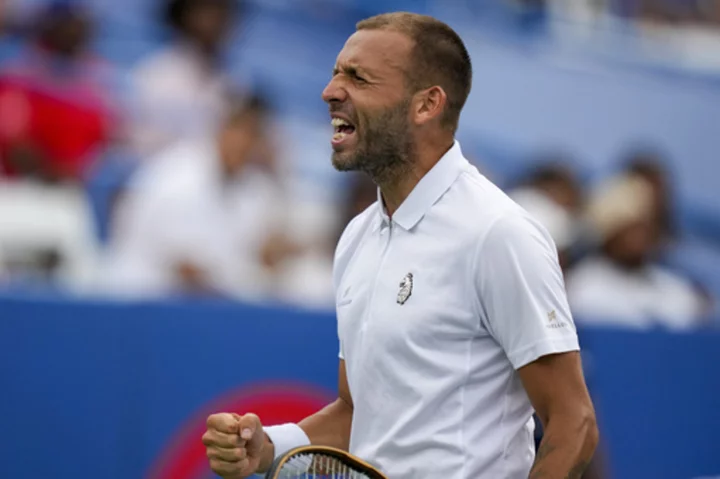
[203,12,598,479]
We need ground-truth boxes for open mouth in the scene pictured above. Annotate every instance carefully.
[331,117,356,145]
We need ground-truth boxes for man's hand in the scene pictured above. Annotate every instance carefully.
[202,412,269,478]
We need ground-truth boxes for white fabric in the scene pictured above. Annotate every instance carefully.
[128,44,245,158]
[98,139,286,300]
[275,249,335,309]
[0,180,100,290]
[566,256,704,330]
[264,423,311,459]
[272,199,337,309]
[333,141,580,479]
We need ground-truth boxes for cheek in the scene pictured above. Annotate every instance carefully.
[357,111,383,136]
[353,112,366,133]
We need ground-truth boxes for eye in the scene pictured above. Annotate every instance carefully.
[353,73,367,83]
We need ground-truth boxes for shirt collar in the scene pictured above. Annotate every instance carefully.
[374,140,468,232]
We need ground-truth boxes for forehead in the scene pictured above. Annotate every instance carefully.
[335,29,413,76]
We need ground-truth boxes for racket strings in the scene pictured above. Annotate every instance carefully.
[275,452,371,478]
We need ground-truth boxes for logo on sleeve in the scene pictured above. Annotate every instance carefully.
[397,272,414,305]
[547,310,567,329]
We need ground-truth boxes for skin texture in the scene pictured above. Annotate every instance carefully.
[322,28,453,216]
[202,360,352,477]
[521,352,599,479]
[203,22,598,479]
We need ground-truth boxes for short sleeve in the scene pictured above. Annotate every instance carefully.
[474,214,580,369]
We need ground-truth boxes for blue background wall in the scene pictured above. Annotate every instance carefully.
[1,294,719,479]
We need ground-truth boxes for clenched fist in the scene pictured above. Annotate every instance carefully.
[202,412,269,478]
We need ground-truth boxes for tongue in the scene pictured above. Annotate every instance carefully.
[339,125,355,134]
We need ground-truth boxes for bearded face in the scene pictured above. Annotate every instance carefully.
[330,96,414,182]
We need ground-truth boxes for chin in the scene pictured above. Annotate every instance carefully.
[331,151,359,172]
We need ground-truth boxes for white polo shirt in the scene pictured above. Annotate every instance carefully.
[333,141,580,479]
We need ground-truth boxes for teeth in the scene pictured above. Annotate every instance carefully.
[333,132,347,141]
[331,118,350,127]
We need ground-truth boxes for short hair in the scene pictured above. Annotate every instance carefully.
[356,12,472,132]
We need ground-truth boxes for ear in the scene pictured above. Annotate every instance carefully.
[412,86,447,126]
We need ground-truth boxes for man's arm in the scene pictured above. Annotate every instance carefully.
[257,359,353,471]
[203,360,353,478]
[519,351,599,479]
[297,359,354,449]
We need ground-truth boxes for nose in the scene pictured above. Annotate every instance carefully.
[322,76,348,104]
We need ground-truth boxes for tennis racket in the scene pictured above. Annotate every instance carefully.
[264,445,388,479]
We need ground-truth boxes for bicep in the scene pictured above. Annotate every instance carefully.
[518,351,593,425]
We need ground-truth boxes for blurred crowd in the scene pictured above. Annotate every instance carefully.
[0,0,717,333]
[507,151,714,330]
[0,0,367,308]
[547,0,720,26]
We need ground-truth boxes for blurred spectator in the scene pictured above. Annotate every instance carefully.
[508,160,584,272]
[622,149,676,245]
[638,0,720,27]
[0,0,119,183]
[98,95,295,301]
[273,173,377,309]
[0,178,100,290]
[566,174,708,329]
[128,0,249,158]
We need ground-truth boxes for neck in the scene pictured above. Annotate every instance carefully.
[378,138,454,217]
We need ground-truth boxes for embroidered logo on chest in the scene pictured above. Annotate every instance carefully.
[397,272,414,305]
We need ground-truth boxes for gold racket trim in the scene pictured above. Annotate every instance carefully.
[268,445,388,479]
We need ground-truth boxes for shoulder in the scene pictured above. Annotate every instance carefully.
[130,47,194,90]
[564,257,616,300]
[448,168,555,253]
[648,264,702,297]
[567,257,613,282]
[129,140,213,197]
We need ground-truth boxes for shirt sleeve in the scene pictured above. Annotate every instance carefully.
[474,213,580,369]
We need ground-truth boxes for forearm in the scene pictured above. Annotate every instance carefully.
[258,398,353,472]
[529,413,599,479]
[299,397,354,449]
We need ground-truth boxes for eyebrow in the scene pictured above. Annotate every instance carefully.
[332,64,371,79]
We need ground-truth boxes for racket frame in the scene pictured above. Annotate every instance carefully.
[264,445,388,479]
